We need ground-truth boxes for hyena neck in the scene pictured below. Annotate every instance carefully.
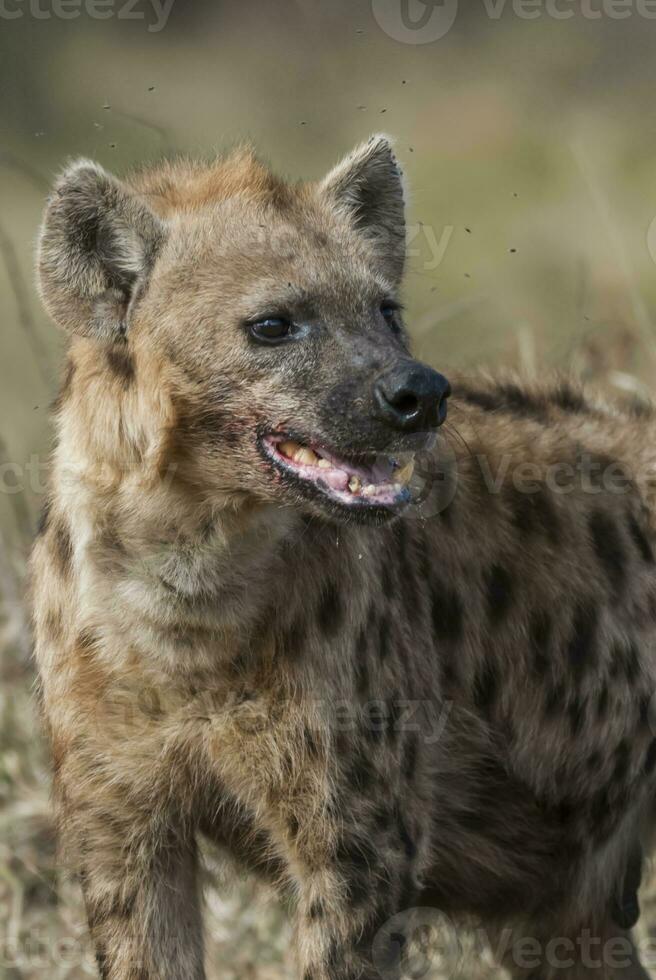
[51,421,311,674]
[49,346,390,677]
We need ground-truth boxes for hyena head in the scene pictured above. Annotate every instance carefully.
[37,135,449,525]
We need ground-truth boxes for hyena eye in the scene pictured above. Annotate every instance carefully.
[380,302,402,332]
[248,317,292,344]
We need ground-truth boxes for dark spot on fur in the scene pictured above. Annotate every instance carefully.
[639,695,651,729]
[613,740,630,784]
[381,557,395,595]
[589,510,627,597]
[486,564,514,623]
[36,498,51,536]
[567,602,598,676]
[612,845,643,930]
[431,583,464,643]
[590,787,612,828]
[95,946,110,980]
[76,627,99,655]
[568,697,587,737]
[530,610,552,675]
[53,520,73,576]
[509,485,560,544]
[372,805,394,831]
[473,657,499,712]
[596,684,609,720]
[396,811,417,859]
[362,701,387,743]
[288,815,299,838]
[280,616,306,662]
[186,406,241,449]
[106,346,135,385]
[551,383,587,413]
[611,640,640,685]
[346,747,376,793]
[627,512,654,564]
[337,833,379,872]
[457,387,501,413]
[556,798,576,825]
[457,382,548,420]
[398,870,417,910]
[625,642,640,684]
[44,609,63,644]
[317,581,342,637]
[354,637,370,696]
[308,900,325,920]
[545,680,566,717]
[402,732,419,781]
[644,740,656,776]
[304,727,321,759]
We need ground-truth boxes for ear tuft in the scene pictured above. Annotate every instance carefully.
[37,159,166,339]
[318,134,407,284]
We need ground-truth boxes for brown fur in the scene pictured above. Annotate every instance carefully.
[31,137,656,978]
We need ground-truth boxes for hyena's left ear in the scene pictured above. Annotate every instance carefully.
[318,134,406,285]
[37,159,166,339]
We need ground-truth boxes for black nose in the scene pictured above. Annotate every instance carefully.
[373,363,450,432]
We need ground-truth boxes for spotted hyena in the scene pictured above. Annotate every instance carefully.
[30,135,656,979]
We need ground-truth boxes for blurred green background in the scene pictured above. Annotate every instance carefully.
[4,0,656,976]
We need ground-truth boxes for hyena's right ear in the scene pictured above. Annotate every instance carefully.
[37,159,166,339]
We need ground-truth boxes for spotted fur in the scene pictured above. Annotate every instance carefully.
[31,138,656,979]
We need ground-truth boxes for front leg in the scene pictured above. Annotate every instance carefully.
[57,779,205,980]
[199,691,428,980]
[291,835,418,980]
[282,750,424,980]
[82,836,204,980]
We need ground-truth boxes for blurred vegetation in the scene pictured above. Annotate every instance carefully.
[4,0,656,976]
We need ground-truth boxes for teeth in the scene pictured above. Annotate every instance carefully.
[394,460,415,486]
[294,447,319,466]
[348,476,362,493]
[280,440,301,459]
[362,484,377,497]
[318,458,331,469]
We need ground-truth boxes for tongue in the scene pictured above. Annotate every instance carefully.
[320,468,349,491]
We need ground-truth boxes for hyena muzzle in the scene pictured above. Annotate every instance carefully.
[30,136,656,979]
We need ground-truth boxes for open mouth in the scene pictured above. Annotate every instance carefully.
[261,434,415,510]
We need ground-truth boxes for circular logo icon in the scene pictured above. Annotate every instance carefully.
[372,0,459,44]
[403,434,458,521]
[372,907,462,979]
